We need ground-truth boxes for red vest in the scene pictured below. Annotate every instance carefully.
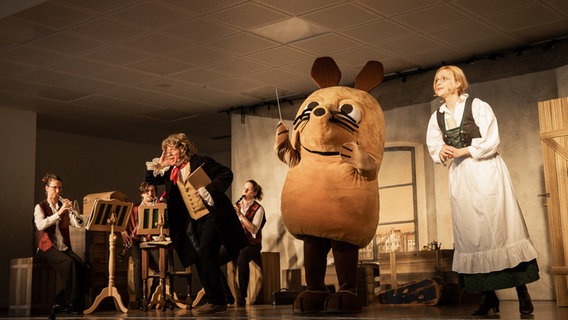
[36,200,72,252]
[241,201,263,245]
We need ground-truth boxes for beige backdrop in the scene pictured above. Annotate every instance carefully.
[230,65,568,301]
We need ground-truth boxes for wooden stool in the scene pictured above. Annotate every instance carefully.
[167,265,193,308]
[226,260,263,305]
[140,241,183,311]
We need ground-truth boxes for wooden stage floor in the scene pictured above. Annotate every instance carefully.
[2,300,567,320]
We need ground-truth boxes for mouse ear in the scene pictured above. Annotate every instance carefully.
[311,56,341,88]
[355,61,384,92]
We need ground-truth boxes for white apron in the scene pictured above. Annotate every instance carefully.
[448,154,538,274]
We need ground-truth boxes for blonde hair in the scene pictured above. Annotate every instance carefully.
[433,65,469,96]
[161,133,196,162]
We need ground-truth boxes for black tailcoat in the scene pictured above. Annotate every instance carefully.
[146,154,247,267]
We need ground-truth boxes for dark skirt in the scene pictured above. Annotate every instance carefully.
[458,259,539,293]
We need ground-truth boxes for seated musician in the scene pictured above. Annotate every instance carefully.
[119,181,161,309]
[34,173,87,315]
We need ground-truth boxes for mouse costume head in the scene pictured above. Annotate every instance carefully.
[291,57,384,171]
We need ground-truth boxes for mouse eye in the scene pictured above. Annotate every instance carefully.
[339,103,361,123]
[305,101,319,111]
[294,100,319,127]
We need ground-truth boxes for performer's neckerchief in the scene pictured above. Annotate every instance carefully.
[170,161,187,185]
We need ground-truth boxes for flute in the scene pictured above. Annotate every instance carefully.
[58,196,83,224]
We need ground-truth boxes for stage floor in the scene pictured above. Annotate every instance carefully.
[3,300,567,320]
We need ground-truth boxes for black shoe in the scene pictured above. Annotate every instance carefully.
[472,291,499,316]
[516,285,534,315]
[66,303,83,315]
[50,304,65,315]
[129,299,144,310]
[196,303,227,314]
[226,294,235,305]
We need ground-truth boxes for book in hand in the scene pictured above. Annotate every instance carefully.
[177,164,211,220]
[187,164,211,189]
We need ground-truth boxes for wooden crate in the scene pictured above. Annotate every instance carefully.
[300,265,339,292]
[258,252,280,304]
[8,257,62,316]
[358,263,381,305]
[376,250,476,305]
[378,250,456,289]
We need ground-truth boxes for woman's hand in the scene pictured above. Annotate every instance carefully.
[58,199,72,217]
[440,144,471,162]
[439,144,453,162]
[452,147,471,159]
[57,206,66,217]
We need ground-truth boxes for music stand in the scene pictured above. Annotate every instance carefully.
[83,198,133,314]
[138,203,169,242]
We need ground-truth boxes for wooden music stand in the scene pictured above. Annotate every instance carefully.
[138,203,169,242]
[83,199,133,314]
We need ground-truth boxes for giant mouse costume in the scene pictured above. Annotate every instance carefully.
[275,57,385,313]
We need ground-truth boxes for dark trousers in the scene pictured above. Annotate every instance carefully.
[304,236,359,292]
[191,214,225,305]
[236,243,262,301]
[37,247,86,307]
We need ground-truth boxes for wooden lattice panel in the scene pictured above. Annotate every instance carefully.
[538,97,568,306]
